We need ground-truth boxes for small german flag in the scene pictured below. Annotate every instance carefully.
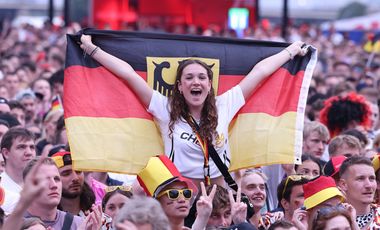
[64,29,317,174]
[51,95,63,111]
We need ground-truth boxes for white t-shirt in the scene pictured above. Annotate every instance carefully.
[0,172,22,194]
[0,172,21,214]
[1,188,19,215]
[148,85,245,179]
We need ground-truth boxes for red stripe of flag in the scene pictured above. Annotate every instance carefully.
[64,66,152,119]
[65,66,302,118]
[220,68,304,116]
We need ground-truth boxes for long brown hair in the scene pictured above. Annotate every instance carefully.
[169,59,218,143]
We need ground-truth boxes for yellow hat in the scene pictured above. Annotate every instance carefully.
[137,155,197,198]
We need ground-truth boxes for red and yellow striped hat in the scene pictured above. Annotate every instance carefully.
[137,155,197,198]
[303,176,344,210]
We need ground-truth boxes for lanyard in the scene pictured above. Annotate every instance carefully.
[187,116,211,186]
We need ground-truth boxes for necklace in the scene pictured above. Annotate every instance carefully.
[356,210,373,228]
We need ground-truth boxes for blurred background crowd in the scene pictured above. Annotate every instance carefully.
[0,0,380,229]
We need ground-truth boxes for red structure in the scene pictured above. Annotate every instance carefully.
[92,0,256,31]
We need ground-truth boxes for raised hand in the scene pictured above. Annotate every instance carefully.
[341,203,360,230]
[229,187,247,225]
[19,152,49,207]
[80,35,97,55]
[292,208,308,230]
[192,182,217,230]
[197,182,217,218]
[285,41,310,59]
[79,204,103,230]
[2,152,49,230]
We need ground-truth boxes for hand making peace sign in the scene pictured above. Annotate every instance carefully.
[196,182,217,218]
[229,186,247,225]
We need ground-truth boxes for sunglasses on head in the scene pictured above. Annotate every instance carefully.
[282,174,308,198]
[105,185,132,193]
[157,188,193,200]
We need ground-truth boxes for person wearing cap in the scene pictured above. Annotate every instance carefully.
[50,151,96,216]
[302,121,330,161]
[276,175,309,223]
[322,155,346,183]
[138,155,215,230]
[339,156,380,229]
[292,176,345,229]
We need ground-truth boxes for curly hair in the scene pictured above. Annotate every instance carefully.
[319,92,371,138]
[169,59,218,143]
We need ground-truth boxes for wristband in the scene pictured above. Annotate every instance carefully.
[284,48,294,60]
[90,46,99,57]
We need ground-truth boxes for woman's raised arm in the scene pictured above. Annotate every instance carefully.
[238,41,308,100]
[80,35,153,108]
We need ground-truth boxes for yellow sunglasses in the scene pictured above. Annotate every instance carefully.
[105,185,132,193]
[157,188,193,200]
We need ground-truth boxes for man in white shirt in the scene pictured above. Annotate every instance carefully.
[0,127,35,213]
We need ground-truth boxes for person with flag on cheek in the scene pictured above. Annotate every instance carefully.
[137,155,218,230]
[80,35,308,187]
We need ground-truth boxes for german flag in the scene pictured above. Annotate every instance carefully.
[51,95,63,111]
[64,29,317,174]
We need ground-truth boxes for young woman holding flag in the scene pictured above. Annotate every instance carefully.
[80,34,308,187]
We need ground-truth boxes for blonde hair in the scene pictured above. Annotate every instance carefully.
[303,121,330,141]
[242,168,268,182]
[328,135,361,157]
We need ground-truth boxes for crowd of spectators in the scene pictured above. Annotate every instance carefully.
[0,16,380,230]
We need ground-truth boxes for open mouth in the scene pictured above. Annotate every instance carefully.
[252,196,264,201]
[190,89,202,96]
